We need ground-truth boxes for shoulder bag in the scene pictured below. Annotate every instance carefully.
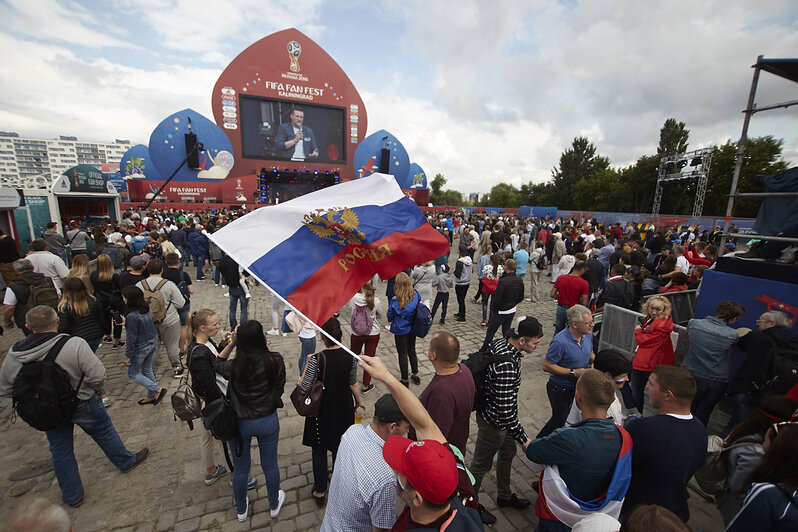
[290,352,326,417]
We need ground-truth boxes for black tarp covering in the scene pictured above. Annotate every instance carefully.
[752,167,798,236]
[715,256,798,285]
[758,58,798,84]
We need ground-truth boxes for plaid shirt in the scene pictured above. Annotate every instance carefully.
[481,338,528,444]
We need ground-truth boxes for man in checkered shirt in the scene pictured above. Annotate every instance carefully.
[470,316,544,524]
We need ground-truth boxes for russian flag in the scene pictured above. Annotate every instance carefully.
[535,425,633,527]
[208,173,449,325]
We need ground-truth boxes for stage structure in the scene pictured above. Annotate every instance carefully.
[721,56,798,249]
[256,167,339,204]
[652,147,714,218]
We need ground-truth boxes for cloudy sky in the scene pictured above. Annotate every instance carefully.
[1,0,797,193]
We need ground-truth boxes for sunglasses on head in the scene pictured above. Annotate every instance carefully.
[772,420,798,436]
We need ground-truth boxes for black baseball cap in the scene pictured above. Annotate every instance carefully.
[374,394,408,424]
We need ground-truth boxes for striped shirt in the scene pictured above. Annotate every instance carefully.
[481,338,528,444]
[321,424,397,532]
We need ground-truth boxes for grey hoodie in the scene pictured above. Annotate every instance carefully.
[433,272,453,293]
[0,333,106,401]
[454,255,473,285]
[43,229,68,251]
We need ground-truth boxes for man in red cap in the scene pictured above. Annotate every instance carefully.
[359,355,483,531]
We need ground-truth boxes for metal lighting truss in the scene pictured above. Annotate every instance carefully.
[652,147,714,217]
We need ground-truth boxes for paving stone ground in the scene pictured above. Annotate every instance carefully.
[0,252,725,531]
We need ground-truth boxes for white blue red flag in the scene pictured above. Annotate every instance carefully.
[208,173,449,325]
[535,425,633,526]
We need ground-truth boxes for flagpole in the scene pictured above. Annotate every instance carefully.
[207,231,363,362]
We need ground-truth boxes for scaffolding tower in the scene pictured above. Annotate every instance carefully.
[652,147,714,218]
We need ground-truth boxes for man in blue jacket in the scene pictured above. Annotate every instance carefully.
[187,226,208,281]
[274,108,318,159]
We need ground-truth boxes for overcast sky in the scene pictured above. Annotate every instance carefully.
[1,0,796,193]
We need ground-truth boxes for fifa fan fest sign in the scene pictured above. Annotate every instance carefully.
[212,28,368,181]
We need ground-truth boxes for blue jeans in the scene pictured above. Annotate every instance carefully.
[481,312,515,351]
[554,305,569,334]
[179,247,190,270]
[127,340,159,397]
[45,393,135,504]
[312,446,338,493]
[228,285,249,329]
[213,262,221,284]
[177,304,190,327]
[231,413,280,513]
[481,295,491,322]
[722,392,759,437]
[193,255,205,279]
[299,336,316,373]
[431,292,449,322]
[691,375,728,427]
[537,381,576,438]
[87,338,102,352]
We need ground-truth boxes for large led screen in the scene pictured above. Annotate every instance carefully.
[239,96,346,163]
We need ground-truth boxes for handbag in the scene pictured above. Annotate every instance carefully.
[481,278,499,294]
[290,353,326,417]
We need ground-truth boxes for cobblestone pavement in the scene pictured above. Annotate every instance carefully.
[0,254,725,531]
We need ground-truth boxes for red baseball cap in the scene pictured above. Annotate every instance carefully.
[382,436,458,505]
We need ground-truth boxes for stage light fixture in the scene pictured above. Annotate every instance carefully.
[664,162,676,173]
[676,159,688,170]
[690,156,703,166]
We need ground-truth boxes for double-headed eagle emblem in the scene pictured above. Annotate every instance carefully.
[303,207,367,246]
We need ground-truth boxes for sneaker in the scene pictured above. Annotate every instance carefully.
[173,366,185,378]
[525,297,532,301]
[410,374,421,385]
[456,316,466,322]
[237,496,249,522]
[361,384,375,394]
[214,283,219,287]
[478,504,497,525]
[496,493,531,508]
[223,293,229,297]
[112,341,125,350]
[531,480,539,493]
[102,395,111,408]
[270,489,286,518]
[481,320,487,326]
[229,477,258,490]
[266,328,280,336]
[124,447,150,473]
[204,464,229,486]
[245,293,251,299]
[439,320,445,324]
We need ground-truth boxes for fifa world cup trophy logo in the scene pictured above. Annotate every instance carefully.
[287,41,301,72]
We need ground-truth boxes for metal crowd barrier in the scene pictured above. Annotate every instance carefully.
[642,289,698,326]
[596,304,690,365]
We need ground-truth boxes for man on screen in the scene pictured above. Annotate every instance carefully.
[275,107,319,159]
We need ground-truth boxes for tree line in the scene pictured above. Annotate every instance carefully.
[429,118,788,217]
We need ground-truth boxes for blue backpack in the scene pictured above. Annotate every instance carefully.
[411,296,432,338]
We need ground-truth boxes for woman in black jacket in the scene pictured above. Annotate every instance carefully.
[216,320,286,522]
[185,308,254,491]
[58,277,105,352]
[90,254,124,349]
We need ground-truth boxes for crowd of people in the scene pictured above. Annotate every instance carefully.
[0,206,797,532]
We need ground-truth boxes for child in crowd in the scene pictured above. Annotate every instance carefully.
[430,264,453,324]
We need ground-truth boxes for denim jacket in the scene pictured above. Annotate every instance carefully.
[682,316,738,382]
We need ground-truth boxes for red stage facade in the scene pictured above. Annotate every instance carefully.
[211,28,367,182]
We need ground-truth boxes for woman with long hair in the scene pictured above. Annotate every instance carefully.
[216,320,286,522]
[67,253,93,295]
[92,225,107,255]
[300,317,364,506]
[159,232,180,261]
[411,260,435,309]
[57,277,104,353]
[120,285,165,405]
[631,295,674,413]
[725,421,798,531]
[90,254,124,348]
[387,272,421,387]
[481,253,504,327]
[185,310,256,491]
[717,395,798,524]
[348,280,382,394]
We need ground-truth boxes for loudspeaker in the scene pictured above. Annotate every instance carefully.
[185,133,200,169]
[380,148,390,174]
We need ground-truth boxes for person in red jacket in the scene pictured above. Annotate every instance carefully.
[631,295,674,413]
[658,272,689,294]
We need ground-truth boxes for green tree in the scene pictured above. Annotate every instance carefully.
[519,181,556,206]
[657,118,690,157]
[484,183,521,208]
[701,135,788,217]
[617,155,660,213]
[441,189,464,206]
[551,136,610,208]
[429,173,447,205]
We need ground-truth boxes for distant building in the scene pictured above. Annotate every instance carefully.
[469,192,480,204]
[0,132,130,188]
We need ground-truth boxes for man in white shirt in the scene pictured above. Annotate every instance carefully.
[25,239,69,290]
[663,244,690,280]
[321,394,411,532]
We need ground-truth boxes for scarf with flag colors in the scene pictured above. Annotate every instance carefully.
[535,425,633,527]
[208,173,449,325]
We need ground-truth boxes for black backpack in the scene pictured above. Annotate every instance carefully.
[535,251,548,271]
[462,348,514,412]
[12,335,83,431]
[760,343,798,396]
[176,270,191,303]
